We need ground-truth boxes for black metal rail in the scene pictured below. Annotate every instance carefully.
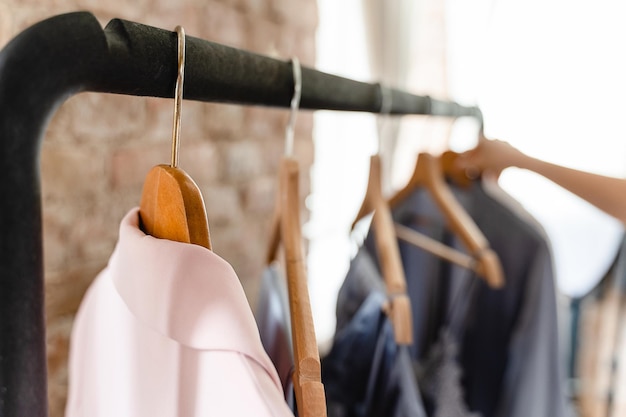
[0,11,481,416]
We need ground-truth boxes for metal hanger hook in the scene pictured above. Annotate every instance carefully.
[284,57,302,157]
[171,25,186,168]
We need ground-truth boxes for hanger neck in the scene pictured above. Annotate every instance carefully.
[139,164,211,250]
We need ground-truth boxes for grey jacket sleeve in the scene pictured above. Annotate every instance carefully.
[496,240,573,417]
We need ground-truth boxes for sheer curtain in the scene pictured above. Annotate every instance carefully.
[362,0,418,193]
[307,0,376,348]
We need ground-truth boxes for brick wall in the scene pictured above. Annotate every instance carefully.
[0,1,317,416]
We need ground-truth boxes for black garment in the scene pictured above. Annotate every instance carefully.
[416,329,481,417]
[361,181,571,417]
[414,271,481,417]
[323,255,426,417]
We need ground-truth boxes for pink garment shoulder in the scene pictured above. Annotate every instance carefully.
[66,208,294,417]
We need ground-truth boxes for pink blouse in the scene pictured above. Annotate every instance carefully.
[66,208,294,417]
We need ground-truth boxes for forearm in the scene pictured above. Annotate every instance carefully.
[517,155,626,225]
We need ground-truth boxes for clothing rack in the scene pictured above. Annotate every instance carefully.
[0,11,482,417]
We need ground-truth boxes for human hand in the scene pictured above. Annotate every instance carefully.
[457,134,526,178]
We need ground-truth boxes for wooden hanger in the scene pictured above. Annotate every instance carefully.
[280,157,327,417]
[350,84,413,345]
[352,154,413,345]
[266,178,282,263]
[381,152,503,288]
[393,222,482,272]
[439,127,496,186]
[439,150,481,187]
[266,58,327,417]
[139,26,211,250]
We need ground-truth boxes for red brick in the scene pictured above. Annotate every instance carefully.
[142,3,206,38]
[196,2,247,48]
[242,175,277,214]
[246,16,282,56]
[140,97,207,148]
[269,0,318,29]
[178,140,221,184]
[260,137,285,175]
[222,140,264,182]
[209,219,268,285]
[202,184,243,226]
[64,93,149,145]
[46,98,78,145]
[293,29,316,66]
[244,106,286,141]
[204,102,246,141]
[42,199,118,272]
[10,5,57,35]
[109,141,172,189]
[40,143,107,199]
[46,316,72,417]
[68,211,119,263]
[42,210,72,273]
[45,263,104,321]
[232,0,267,15]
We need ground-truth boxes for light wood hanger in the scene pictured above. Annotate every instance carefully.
[439,126,492,185]
[266,58,327,417]
[350,84,413,345]
[383,152,503,288]
[394,222,479,271]
[266,177,282,263]
[352,154,414,345]
[280,157,327,417]
[440,150,480,187]
[139,26,211,250]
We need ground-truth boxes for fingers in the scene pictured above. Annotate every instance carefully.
[454,150,481,180]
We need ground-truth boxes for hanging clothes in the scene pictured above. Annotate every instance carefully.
[413,269,482,417]
[394,181,570,417]
[330,243,475,416]
[322,248,427,417]
[66,208,294,417]
[358,179,572,417]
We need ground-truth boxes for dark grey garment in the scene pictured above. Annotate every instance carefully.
[415,270,482,417]
[334,248,386,334]
[323,277,426,417]
[360,181,572,417]
[415,329,481,417]
[255,264,296,410]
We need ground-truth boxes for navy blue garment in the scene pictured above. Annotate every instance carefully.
[360,180,571,417]
[323,252,426,417]
[337,243,480,416]
[255,264,297,412]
